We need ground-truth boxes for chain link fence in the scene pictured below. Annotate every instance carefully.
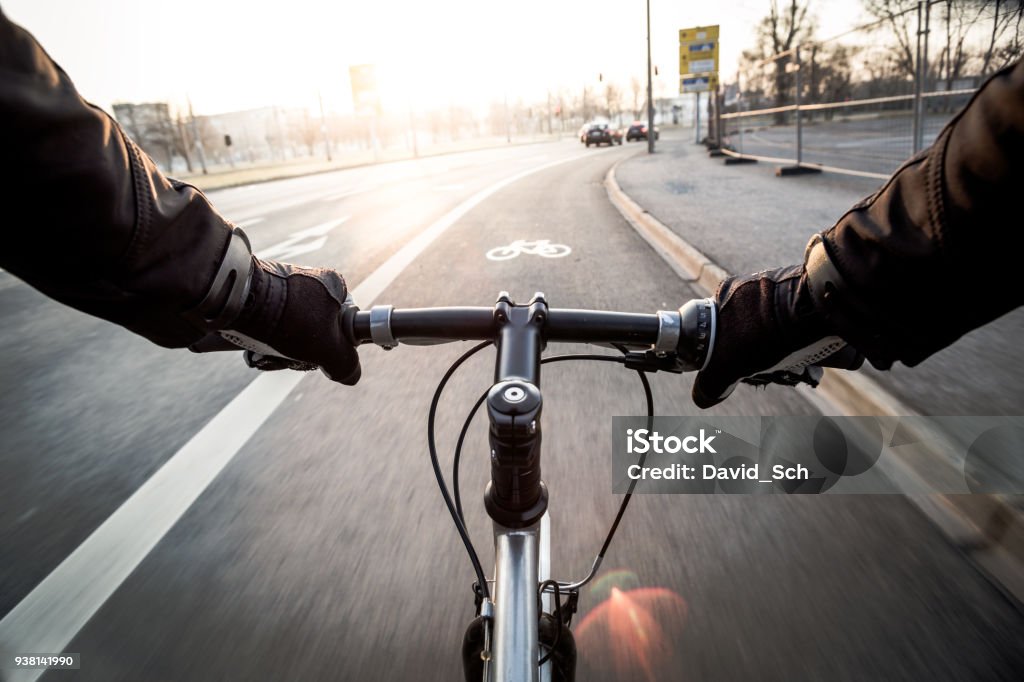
[716,1,1022,179]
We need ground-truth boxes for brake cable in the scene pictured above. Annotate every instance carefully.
[427,340,493,601]
[430,344,655,611]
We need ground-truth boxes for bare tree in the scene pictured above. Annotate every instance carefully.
[604,82,623,120]
[804,42,857,116]
[629,76,644,119]
[862,0,918,79]
[977,0,1023,74]
[112,102,190,172]
[745,0,816,120]
[990,1,1024,72]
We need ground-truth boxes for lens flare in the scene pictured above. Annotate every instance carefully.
[588,569,642,603]
[575,585,688,681]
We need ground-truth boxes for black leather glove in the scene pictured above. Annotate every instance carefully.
[189,247,362,385]
[692,265,859,408]
[223,258,361,385]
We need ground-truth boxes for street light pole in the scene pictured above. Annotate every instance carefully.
[187,96,207,175]
[318,90,332,162]
[646,0,655,153]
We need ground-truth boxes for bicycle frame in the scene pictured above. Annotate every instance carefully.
[489,523,542,681]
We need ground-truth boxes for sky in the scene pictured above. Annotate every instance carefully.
[3,0,867,117]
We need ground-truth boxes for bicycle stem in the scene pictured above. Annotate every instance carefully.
[484,292,549,529]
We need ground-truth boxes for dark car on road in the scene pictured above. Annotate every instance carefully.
[626,121,659,141]
[585,123,621,147]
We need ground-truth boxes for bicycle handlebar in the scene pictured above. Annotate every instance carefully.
[347,293,717,373]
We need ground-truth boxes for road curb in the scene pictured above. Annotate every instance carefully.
[605,161,1024,607]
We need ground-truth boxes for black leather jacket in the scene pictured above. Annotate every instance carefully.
[1,11,237,348]
[805,58,1024,369]
[1,10,1022,368]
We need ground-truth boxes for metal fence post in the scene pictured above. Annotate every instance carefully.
[794,44,803,166]
[695,92,701,144]
[709,89,716,144]
[919,0,931,151]
[912,1,924,153]
[715,88,723,147]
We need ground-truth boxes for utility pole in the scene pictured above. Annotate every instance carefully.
[187,96,207,174]
[504,92,511,143]
[546,90,552,135]
[318,90,332,162]
[646,0,655,153]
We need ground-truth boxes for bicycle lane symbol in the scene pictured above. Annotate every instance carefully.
[486,239,572,261]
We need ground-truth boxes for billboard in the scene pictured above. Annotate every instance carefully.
[349,64,381,116]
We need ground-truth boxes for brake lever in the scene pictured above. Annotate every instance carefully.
[622,350,688,374]
[742,366,824,388]
[741,345,864,388]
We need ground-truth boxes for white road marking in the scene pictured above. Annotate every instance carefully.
[485,239,572,261]
[321,187,372,202]
[0,370,305,682]
[255,217,348,260]
[435,184,465,191]
[240,216,265,227]
[0,150,594,681]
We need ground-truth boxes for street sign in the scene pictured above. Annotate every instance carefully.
[681,75,718,93]
[679,25,719,43]
[679,55,717,75]
[679,24,720,95]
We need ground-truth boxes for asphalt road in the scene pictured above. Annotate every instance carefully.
[723,113,963,176]
[1,139,1022,681]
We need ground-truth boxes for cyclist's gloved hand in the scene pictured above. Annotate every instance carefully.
[192,258,361,386]
[692,265,859,408]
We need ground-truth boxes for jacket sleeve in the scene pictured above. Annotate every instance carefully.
[806,58,1024,369]
[0,11,240,348]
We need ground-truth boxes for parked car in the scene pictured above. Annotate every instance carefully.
[626,121,659,141]
[584,123,620,147]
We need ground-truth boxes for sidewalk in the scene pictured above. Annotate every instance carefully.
[614,130,1024,418]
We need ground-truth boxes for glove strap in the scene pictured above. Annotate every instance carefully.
[185,227,253,330]
[804,235,876,335]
